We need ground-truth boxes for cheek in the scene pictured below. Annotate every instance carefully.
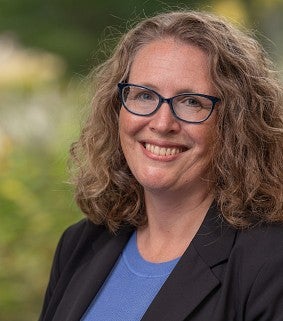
[118,109,139,154]
[119,117,129,156]
[119,108,148,139]
[189,121,216,155]
[191,127,212,144]
[119,108,131,141]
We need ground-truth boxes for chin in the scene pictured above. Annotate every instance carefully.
[139,176,183,194]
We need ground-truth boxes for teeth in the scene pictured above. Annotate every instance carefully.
[145,143,182,156]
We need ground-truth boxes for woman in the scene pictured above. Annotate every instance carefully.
[39,10,283,321]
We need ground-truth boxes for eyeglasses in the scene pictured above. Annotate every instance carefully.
[118,83,220,124]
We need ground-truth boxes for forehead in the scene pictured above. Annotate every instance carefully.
[128,38,214,95]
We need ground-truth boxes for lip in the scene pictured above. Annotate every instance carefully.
[143,139,187,148]
[140,140,188,160]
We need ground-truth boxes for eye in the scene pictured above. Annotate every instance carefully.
[125,88,156,102]
[177,96,203,108]
[134,90,156,101]
[183,97,202,107]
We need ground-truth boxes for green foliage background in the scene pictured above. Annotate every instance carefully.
[0,0,282,320]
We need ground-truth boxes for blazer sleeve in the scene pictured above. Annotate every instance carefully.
[38,228,67,321]
[38,219,90,321]
[245,251,283,320]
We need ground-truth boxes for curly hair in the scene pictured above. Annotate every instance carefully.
[70,10,283,232]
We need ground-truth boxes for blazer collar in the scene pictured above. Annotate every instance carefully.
[52,203,236,321]
[141,203,237,321]
[52,225,133,321]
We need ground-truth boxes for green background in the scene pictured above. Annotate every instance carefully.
[0,0,282,320]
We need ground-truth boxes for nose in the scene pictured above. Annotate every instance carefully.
[149,101,181,134]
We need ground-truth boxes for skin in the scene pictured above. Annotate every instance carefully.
[119,38,217,262]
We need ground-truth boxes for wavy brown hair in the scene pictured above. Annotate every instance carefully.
[70,10,283,232]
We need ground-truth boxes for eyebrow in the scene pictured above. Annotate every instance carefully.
[129,82,200,95]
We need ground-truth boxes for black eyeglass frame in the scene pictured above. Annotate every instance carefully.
[118,83,220,124]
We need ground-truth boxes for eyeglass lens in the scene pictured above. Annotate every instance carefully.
[121,85,214,123]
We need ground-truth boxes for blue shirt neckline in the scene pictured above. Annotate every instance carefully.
[122,231,180,277]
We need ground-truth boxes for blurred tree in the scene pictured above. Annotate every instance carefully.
[0,83,83,321]
[0,0,210,75]
[212,0,283,67]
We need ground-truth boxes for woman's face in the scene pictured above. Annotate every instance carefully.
[119,38,217,196]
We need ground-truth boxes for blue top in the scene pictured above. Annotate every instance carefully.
[81,231,180,321]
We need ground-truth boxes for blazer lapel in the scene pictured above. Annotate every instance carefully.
[52,226,133,321]
[141,204,237,321]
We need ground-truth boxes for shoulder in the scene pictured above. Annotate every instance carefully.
[38,220,115,320]
[228,223,283,282]
[231,224,283,319]
[59,218,107,244]
[55,219,134,270]
[234,223,283,259]
[55,219,109,272]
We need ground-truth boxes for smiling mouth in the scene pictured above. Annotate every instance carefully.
[144,143,186,156]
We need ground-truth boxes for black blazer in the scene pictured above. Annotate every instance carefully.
[39,204,283,321]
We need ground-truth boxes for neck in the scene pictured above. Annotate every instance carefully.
[137,186,214,263]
